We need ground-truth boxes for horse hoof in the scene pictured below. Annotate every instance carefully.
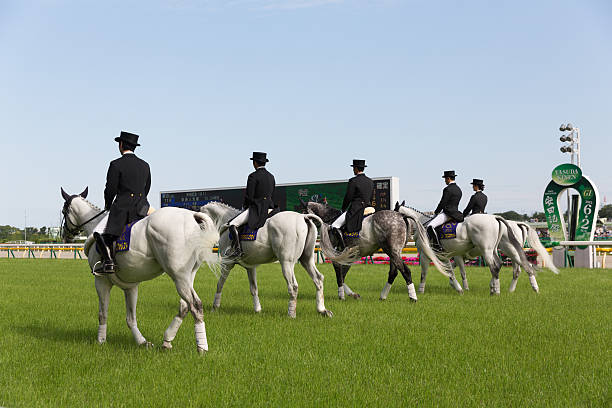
[350,293,361,300]
[197,347,207,355]
[140,341,154,349]
[320,309,333,318]
[162,341,173,350]
[458,289,464,295]
[409,297,418,303]
[338,295,345,301]
[211,306,219,312]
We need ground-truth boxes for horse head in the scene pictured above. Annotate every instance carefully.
[60,186,90,242]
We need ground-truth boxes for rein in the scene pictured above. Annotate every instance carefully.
[62,196,107,239]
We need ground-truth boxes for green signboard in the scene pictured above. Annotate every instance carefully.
[543,163,599,242]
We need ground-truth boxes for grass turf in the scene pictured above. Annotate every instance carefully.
[0,259,610,407]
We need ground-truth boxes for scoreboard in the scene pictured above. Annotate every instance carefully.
[161,177,399,213]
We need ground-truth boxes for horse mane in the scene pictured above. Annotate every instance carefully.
[80,197,102,212]
[202,201,239,212]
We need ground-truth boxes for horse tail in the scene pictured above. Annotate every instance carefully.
[316,219,361,266]
[495,216,533,274]
[397,207,453,278]
[193,212,221,272]
[302,214,322,255]
[516,221,559,274]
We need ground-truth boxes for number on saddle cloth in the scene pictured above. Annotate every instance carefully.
[436,221,459,240]
[115,221,138,253]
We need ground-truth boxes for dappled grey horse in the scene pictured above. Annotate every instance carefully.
[61,187,219,353]
[199,202,332,318]
[304,201,452,302]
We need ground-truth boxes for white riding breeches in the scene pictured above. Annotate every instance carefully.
[228,209,250,227]
[331,211,347,229]
[428,212,450,229]
[93,213,109,235]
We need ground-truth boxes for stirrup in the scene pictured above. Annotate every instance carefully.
[92,261,114,277]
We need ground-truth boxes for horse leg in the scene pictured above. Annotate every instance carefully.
[299,257,333,317]
[387,249,417,302]
[418,253,430,293]
[212,262,235,311]
[380,263,398,300]
[448,256,464,294]
[456,257,469,290]
[246,267,262,313]
[163,265,197,350]
[94,276,112,344]
[174,277,208,353]
[280,261,299,318]
[508,263,520,293]
[162,299,189,350]
[483,251,501,296]
[123,286,151,347]
[341,265,359,299]
[333,262,345,300]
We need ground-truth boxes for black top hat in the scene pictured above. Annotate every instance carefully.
[442,170,457,178]
[471,178,484,186]
[250,152,269,162]
[114,131,141,146]
[350,159,367,168]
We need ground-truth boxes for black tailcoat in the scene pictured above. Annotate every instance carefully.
[434,182,464,222]
[463,191,488,217]
[243,167,276,229]
[342,173,374,233]
[104,153,151,236]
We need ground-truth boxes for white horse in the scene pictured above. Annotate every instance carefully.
[396,205,535,295]
[198,202,332,318]
[61,187,219,353]
[451,220,558,292]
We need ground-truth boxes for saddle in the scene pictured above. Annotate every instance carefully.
[435,221,461,240]
[230,208,282,242]
[115,220,139,253]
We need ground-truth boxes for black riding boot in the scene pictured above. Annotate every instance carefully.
[330,227,345,250]
[94,232,115,274]
[228,225,243,258]
[426,226,443,252]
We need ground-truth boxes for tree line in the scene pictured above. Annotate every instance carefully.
[494,204,612,222]
[0,225,62,243]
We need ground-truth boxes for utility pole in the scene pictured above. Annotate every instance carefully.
[24,209,27,242]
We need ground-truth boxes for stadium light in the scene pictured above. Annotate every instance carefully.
[558,122,580,167]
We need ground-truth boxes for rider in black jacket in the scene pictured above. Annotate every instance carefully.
[94,131,151,273]
[227,152,276,257]
[463,179,488,216]
[331,159,374,248]
[427,170,463,250]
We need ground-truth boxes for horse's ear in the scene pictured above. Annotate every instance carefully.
[394,201,400,212]
[401,200,405,206]
[61,187,71,201]
[79,187,88,199]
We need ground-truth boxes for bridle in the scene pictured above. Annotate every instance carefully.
[61,195,106,241]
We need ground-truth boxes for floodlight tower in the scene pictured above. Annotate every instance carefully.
[559,123,582,240]
[559,123,581,167]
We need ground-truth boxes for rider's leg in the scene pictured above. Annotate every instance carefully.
[426,213,449,251]
[226,209,249,257]
[330,212,347,249]
[93,232,116,273]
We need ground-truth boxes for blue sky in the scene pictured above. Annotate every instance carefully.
[1,0,611,228]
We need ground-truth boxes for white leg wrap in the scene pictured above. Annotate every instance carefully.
[316,291,326,313]
[529,275,539,293]
[213,292,222,309]
[338,286,345,300]
[97,324,107,343]
[449,278,463,293]
[508,278,518,293]
[418,282,426,293]
[380,282,392,300]
[407,283,417,301]
[164,316,183,342]
[462,278,469,291]
[288,299,297,318]
[343,284,354,296]
[194,321,208,351]
[253,296,262,313]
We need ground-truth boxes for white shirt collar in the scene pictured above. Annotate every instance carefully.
[122,151,134,155]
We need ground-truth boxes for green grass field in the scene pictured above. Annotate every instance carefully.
[0,259,610,407]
